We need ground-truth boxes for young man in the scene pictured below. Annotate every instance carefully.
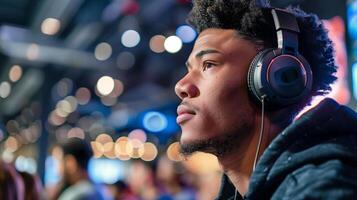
[175,0,357,199]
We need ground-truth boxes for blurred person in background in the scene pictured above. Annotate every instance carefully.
[18,171,43,200]
[106,180,137,200]
[50,138,109,200]
[155,155,196,200]
[175,0,357,199]
[126,160,157,200]
[0,160,25,200]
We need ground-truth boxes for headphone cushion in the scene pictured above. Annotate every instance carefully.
[247,49,272,102]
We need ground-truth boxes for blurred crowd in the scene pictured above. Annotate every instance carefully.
[0,138,222,200]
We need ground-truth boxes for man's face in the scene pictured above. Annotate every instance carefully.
[175,28,259,155]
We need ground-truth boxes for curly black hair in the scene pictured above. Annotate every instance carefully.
[187,0,337,120]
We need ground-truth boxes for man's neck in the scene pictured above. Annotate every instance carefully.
[218,116,281,196]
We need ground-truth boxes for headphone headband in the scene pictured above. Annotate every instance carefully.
[247,2,313,108]
[271,9,300,54]
[254,0,300,54]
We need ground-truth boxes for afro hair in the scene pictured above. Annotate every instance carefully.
[187,0,337,119]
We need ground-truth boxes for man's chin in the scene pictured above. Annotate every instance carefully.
[179,133,240,157]
[179,138,213,156]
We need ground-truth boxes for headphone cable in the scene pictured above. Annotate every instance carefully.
[234,95,266,200]
[253,95,266,171]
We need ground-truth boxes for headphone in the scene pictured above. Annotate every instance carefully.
[247,1,313,109]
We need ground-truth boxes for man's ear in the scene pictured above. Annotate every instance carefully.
[63,155,78,174]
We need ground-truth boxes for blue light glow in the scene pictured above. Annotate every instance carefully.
[353,63,357,100]
[44,156,60,187]
[88,158,126,184]
[143,111,168,132]
[176,25,197,43]
[348,0,357,39]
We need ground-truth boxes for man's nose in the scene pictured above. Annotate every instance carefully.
[174,75,199,99]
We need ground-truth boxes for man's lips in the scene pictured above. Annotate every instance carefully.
[176,104,196,124]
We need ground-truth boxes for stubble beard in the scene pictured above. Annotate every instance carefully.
[179,123,251,157]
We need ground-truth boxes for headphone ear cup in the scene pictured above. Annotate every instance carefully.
[247,49,272,103]
[248,49,313,109]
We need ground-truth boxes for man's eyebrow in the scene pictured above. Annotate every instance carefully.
[185,49,222,69]
[195,49,222,58]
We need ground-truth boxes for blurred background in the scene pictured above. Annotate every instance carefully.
[0,0,356,199]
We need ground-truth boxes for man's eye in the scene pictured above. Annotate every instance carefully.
[202,62,215,71]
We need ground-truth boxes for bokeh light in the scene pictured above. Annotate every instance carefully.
[9,65,23,82]
[65,96,78,112]
[15,156,37,174]
[56,78,73,98]
[149,35,166,53]
[45,156,60,186]
[164,36,182,53]
[108,79,124,98]
[0,81,11,98]
[128,129,147,143]
[347,0,357,39]
[96,133,113,144]
[75,87,91,105]
[89,159,126,184]
[19,123,41,144]
[96,76,115,96]
[27,123,41,143]
[94,42,112,61]
[176,25,197,43]
[167,142,184,162]
[140,142,158,162]
[26,43,40,60]
[5,136,19,153]
[114,137,131,161]
[41,18,61,35]
[353,63,357,99]
[121,0,140,15]
[95,133,115,159]
[128,139,144,158]
[2,149,14,163]
[103,142,116,159]
[121,30,140,48]
[55,100,72,117]
[91,141,104,158]
[143,111,168,132]
[67,127,85,139]
[182,152,222,174]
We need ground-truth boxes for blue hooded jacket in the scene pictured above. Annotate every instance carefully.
[216,98,357,200]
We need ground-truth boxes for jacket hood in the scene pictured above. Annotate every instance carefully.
[246,98,357,199]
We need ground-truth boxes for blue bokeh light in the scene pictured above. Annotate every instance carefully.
[88,158,126,184]
[44,156,60,187]
[45,157,126,186]
[348,0,357,39]
[143,111,168,132]
[176,25,197,43]
[352,63,357,100]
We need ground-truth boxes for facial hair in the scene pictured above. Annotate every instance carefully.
[180,122,251,157]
